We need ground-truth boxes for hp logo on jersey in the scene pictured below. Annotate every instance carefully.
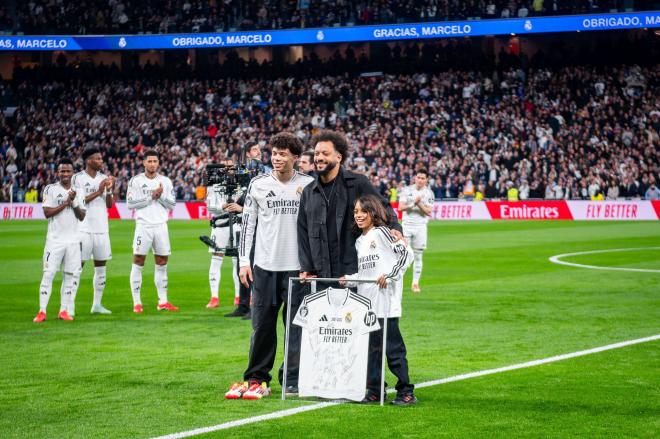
[364,311,377,327]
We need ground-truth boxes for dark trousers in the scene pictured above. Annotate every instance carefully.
[243,265,307,386]
[235,232,253,312]
[235,262,251,312]
[366,317,414,395]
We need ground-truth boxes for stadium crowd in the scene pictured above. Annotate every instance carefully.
[6,0,643,35]
[1,36,659,203]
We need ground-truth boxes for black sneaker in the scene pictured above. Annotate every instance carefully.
[241,311,252,320]
[224,308,249,318]
[391,393,417,406]
[360,392,383,404]
[285,385,298,396]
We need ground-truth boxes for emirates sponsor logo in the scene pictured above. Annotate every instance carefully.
[500,205,560,219]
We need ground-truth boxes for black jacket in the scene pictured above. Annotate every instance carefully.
[297,167,402,278]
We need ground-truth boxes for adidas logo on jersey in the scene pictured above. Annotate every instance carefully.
[142,184,148,188]
[266,190,276,198]
[319,315,328,322]
[57,194,63,198]
[85,182,91,187]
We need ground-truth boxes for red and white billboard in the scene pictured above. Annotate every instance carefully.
[432,202,491,220]
[1,203,46,220]
[1,200,659,221]
[568,200,658,220]
[486,201,573,220]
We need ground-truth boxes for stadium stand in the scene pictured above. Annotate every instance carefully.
[6,0,651,35]
[1,31,658,203]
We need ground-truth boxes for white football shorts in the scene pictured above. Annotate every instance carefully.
[132,223,171,256]
[403,224,428,250]
[80,232,112,261]
[43,239,81,273]
[208,226,240,253]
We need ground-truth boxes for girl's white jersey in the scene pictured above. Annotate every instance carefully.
[345,226,413,318]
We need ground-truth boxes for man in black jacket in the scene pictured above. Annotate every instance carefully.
[297,129,410,404]
[298,130,402,282]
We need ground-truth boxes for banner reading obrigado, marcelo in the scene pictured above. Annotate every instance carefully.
[0,11,658,51]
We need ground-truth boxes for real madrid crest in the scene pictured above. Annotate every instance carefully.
[344,312,352,323]
[296,186,303,196]
[370,240,377,249]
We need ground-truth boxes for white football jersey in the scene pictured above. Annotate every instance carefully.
[293,287,380,402]
[239,171,313,271]
[72,170,109,233]
[206,185,230,217]
[399,184,434,226]
[42,182,86,244]
[126,173,175,225]
[345,227,413,318]
[206,185,243,217]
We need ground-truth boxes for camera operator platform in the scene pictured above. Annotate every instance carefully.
[200,155,259,318]
[204,180,242,311]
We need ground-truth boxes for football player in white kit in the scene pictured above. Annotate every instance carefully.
[33,158,86,323]
[205,159,241,309]
[127,150,178,313]
[71,148,115,315]
[397,168,434,293]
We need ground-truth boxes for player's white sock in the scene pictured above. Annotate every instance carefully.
[209,255,223,298]
[93,266,107,306]
[60,272,75,312]
[413,250,423,284]
[39,270,56,312]
[68,269,81,315]
[232,257,240,300]
[155,264,169,304]
[130,263,143,305]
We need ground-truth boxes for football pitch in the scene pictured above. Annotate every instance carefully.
[0,220,658,438]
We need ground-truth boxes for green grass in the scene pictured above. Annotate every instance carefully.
[0,220,658,438]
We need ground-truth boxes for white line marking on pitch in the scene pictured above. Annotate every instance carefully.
[549,247,660,273]
[151,333,660,439]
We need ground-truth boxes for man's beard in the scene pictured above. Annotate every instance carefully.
[315,160,337,177]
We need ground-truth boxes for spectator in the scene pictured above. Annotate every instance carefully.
[3,41,659,203]
[25,186,38,203]
[506,181,519,201]
[12,0,633,35]
[606,179,620,200]
[645,182,660,200]
[485,180,498,199]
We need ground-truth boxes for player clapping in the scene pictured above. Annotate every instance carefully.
[33,158,86,323]
[127,150,178,313]
[71,147,115,316]
[397,168,434,293]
